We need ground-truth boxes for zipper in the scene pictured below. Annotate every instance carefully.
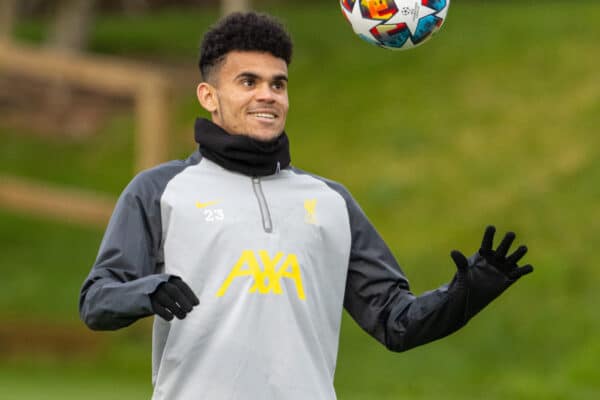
[252,177,273,233]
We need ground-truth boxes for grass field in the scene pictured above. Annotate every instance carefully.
[1,1,599,399]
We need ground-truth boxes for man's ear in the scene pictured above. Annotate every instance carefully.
[197,82,218,113]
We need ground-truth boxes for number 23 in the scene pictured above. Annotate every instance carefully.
[204,209,224,222]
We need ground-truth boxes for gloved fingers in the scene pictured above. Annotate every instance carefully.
[508,264,534,280]
[506,245,528,266]
[450,250,469,273]
[153,287,187,319]
[162,282,194,314]
[170,277,200,306]
[151,299,174,321]
[520,264,534,276]
[480,225,496,255]
[495,231,516,258]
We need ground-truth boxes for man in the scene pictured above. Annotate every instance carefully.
[79,11,534,399]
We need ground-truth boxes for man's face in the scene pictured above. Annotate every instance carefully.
[197,51,289,142]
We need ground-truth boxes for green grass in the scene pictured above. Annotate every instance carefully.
[0,209,103,319]
[0,337,153,400]
[0,116,134,194]
[2,1,600,399]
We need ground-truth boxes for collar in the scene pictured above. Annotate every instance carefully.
[194,118,291,177]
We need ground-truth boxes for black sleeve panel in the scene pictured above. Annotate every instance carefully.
[79,156,199,330]
[321,179,514,352]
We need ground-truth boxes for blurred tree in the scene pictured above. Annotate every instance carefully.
[222,0,250,15]
[44,0,97,132]
[47,0,96,53]
[0,0,18,42]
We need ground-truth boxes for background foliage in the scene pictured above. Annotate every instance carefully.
[1,1,599,399]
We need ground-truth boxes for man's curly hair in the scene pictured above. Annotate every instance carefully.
[199,12,293,82]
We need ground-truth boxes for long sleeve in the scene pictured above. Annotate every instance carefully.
[340,190,514,352]
[79,168,175,330]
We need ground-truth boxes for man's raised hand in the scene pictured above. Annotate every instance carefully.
[451,225,534,281]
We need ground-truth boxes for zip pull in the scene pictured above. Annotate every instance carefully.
[252,177,273,233]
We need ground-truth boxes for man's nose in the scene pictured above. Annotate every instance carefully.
[255,83,276,102]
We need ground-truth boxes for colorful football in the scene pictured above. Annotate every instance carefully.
[340,0,450,50]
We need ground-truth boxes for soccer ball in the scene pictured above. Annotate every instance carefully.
[340,0,450,50]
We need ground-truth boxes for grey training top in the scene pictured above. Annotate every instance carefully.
[80,151,513,399]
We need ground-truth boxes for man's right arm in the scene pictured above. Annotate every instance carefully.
[79,173,172,330]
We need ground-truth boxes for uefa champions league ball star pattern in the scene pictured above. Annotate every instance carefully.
[340,0,450,50]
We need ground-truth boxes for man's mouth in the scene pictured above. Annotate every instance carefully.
[249,111,277,120]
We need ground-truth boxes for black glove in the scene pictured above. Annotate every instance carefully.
[447,225,534,320]
[150,276,199,321]
[451,225,534,281]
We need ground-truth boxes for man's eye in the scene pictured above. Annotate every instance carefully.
[242,79,255,87]
[272,81,286,90]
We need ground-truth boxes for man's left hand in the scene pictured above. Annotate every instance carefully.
[451,225,534,281]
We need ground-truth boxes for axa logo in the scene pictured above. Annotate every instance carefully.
[216,250,306,300]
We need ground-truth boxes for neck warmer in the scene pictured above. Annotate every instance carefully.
[194,118,291,177]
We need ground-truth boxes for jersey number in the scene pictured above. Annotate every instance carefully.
[204,209,224,222]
